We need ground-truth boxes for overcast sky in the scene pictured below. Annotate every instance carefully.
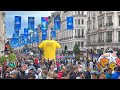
[5,11,55,38]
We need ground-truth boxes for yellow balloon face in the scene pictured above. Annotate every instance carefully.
[108,61,116,70]
[100,58,109,68]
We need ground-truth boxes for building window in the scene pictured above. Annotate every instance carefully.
[81,42,84,47]
[78,11,80,15]
[78,29,80,37]
[75,11,77,15]
[75,29,77,36]
[78,19,80,25]
[82,29,84,38]
[75,19,77,25]
[107,31,112,42]
[118,31,120,42]
[64,11,68,13]
[82,11,84,15]
[107,16,113,26]
[118,15,120,26]
[75,42,78,45]
[78,42,80,47]
[82,19,84,25]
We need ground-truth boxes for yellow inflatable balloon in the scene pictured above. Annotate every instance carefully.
[38,40,61,62]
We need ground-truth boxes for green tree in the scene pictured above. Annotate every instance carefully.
[73,44,80,60]
[0,55,7,64]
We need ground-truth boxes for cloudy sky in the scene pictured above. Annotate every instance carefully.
[5,11,55,38]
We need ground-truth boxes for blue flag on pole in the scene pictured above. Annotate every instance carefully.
[54,16,60,30]
[34,36,39,43]
[14,16,21,30]
[28,17,35,30]
[24,28,28,36]
[42,30,47,41]
[41,17,48,31]
[24,35,28,45]
[30,32,34,44]
[34,29,38,37]
[67,17,73,30]
[51,28,56,38]
[13,31,19,38]
[27,34,31,44]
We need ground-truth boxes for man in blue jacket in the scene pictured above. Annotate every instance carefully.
[112,66,120,79]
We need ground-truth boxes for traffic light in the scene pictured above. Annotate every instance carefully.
[65,46,67,50]
[5,45,8,51]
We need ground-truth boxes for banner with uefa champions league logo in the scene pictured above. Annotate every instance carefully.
[41,17,48,31]
[14,16,21,30]
[67,17,73,30]
[28,17,35,30]
[54,16,61,30]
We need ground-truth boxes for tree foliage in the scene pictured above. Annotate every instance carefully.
[73,44,80,60]
[0,53,16,64]
[73,44,80,55]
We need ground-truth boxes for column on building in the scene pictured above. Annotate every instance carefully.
[113,11,118,43]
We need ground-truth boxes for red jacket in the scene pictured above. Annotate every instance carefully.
[34,59,39,64]
[58,71,63,79]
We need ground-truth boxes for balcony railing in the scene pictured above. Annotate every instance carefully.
[106,40,112,42]
[106,23,113,26]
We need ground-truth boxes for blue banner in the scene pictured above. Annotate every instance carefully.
[54,16,60,30]
[41,17,48,31]
[51,28,56,38]
[67,17,73,30]
[14,38,19,48]
[34,36,39,43]
[24,35,28,45]
[28,17,35,30]
[14,16,21,30]
[19,36,22,47]
[24,28,28,36]
[27,34,31,44]
[20,34,24,46]
[30,32,34,43]
[13,31,19,38]
[34,29,38,37]
[10,38,15,48]
[42,30,47,40]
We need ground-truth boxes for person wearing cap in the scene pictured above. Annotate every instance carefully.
[112,66,120,79]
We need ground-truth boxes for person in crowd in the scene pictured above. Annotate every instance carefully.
[53,74,58,79]
[58,66,66,79]
[112,67,117,74]
[28,73,36,79]
[36,68,42,79]
[84,67,91,79]
[69,65,78,79]
[40,68,48,79]
[99,72,106,79]
[105,68,112,79]
[91,72,98,79]
[89,60,94,69]
[47,72,53,79]
[76,72,84,79]
[112,66,120,79]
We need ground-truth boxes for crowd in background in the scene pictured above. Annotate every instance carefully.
[0,51,120,79]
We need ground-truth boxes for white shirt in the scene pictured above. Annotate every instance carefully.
[89,62,94,69]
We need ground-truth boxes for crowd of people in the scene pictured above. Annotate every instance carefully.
[0,51,120,79]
